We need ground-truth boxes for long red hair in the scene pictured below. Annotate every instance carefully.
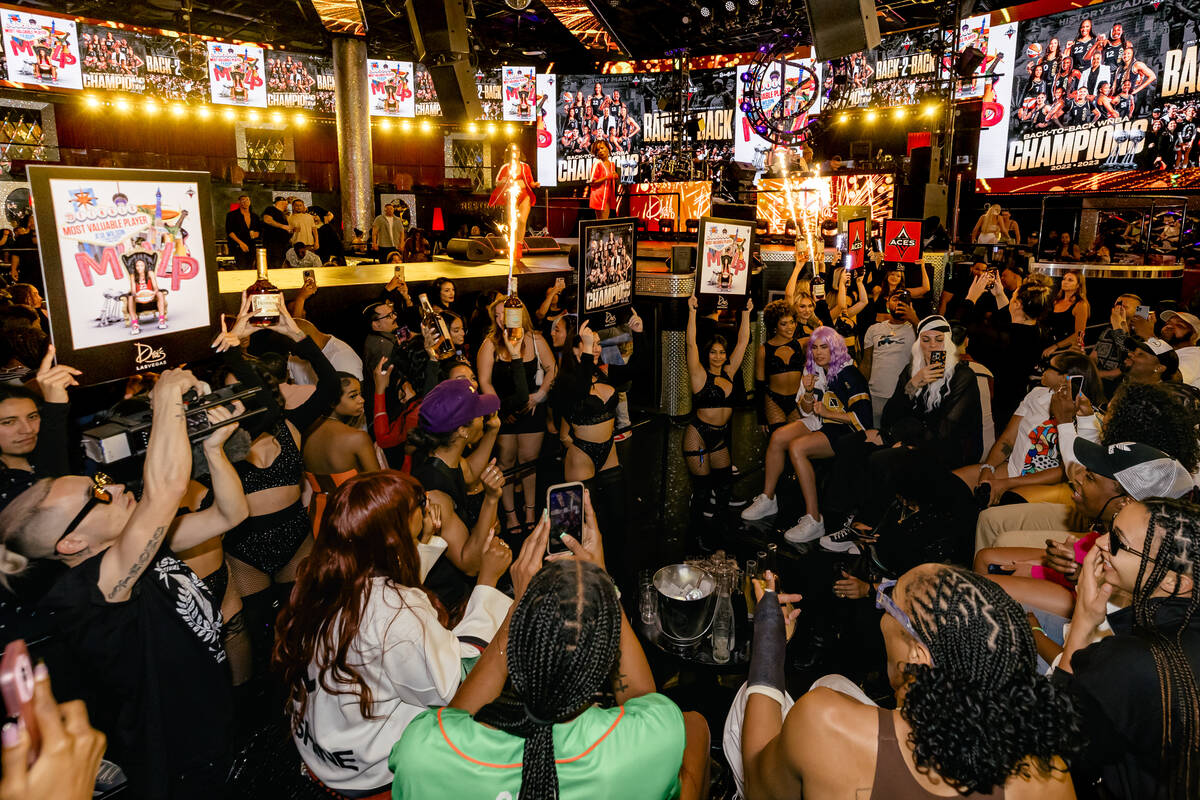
[272,470,446,726]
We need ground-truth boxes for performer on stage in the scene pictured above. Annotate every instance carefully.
[588,141,619,220]
[488,143,538,263]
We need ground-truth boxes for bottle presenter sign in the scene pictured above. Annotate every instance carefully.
[28,166,221,385]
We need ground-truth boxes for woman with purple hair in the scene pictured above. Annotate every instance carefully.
[742,327,872,545]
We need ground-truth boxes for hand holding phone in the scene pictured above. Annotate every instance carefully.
[0,640,40,765]
[546,481,584,556]
[1068,373,1085,400]
[929,350,947,367]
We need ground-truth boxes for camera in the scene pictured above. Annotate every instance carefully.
[82,383,266,464]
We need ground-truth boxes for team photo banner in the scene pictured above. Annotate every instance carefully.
[977,0,1200,181]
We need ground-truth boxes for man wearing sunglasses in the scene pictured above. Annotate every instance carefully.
[0,368,244,799]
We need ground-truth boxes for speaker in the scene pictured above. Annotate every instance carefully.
[446,237,495,261]
[423,57,481,121]
[405,0,471,59]
[804,0,880,61]
[523,236,560,254]
[484,234,508,252]
[906,145,932,185]
[956,45,986,78]
[669,245,695,274]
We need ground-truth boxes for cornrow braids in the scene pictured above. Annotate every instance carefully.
[1132,499,1200,800]
[475,560,623,799]
[901,566,1081,793]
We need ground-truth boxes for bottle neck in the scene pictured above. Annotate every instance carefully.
[256,250,269,280]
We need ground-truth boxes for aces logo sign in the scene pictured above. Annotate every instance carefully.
[883,218,923,263]
[846,217,867,270]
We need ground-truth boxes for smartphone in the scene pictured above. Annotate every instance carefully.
[987,564,1016,576]
[0,640,39,765]
[871,236,884,253]
[1136,305,1151,318]
[546,481,584,556]
[986,268,998,289]
[1068,373,1085,400]
[897,290,912,304]
[929,350,946,366]
[394,263,405,280]
[302,269,315,284]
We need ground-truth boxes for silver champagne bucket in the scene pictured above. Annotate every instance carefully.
[653,564,716,644]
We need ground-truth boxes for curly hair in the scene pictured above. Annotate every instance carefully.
[805,325,852,381]
[1130,499,1200,800]
[1015,282,1053,320]
[900,566,1081,794]
[476,560,622,799]
[762,299,796,338]
[1104,383,1200,473]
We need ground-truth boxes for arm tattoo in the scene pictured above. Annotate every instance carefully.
[999,442,1013,458]
[613,671,629,694]
[106,525,167,600]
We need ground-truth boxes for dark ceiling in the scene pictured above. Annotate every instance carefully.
[22,0,1012,66]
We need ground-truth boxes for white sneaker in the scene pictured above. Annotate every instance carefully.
[784,514,825,544]
[819,525,862,555]
[740,493,778,520]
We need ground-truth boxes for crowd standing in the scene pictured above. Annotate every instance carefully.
[0,235,1196,800]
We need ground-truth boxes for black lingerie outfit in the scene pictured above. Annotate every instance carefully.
[221,335,339,575]
[491,352,541,435]
[562,353,619,474]
[764,338,805,417]
[686,367,736,464]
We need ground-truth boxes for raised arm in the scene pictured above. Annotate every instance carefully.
[461,414,501,486]
[98,369,197,601]
[169,404,250,552]
[32,346,78,478]
[728,299,754,372]
[686,297,704,386]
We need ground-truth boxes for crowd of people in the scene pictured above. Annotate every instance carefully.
[0,242,1197,800]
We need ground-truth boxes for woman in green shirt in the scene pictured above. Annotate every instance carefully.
[390,493,711,799]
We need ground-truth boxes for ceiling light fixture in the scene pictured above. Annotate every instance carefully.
[699,6,710,16]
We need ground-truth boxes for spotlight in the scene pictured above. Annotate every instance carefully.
[144,100,159,114]
[379,118,392,131]
[246,109,260,122]
[223,107,237,121]
[893,107,906,118]
[504,123,514,136]
[293,113,307,126]
[748,0,759,5]
[922,102,939,117]
[420,119,432,132]
[400,119,412,132]
[681,15,690,23]
[115,98,131,112]
[270,111,284,124]
[699,6,710,16]
[467,121,478,134]
[838,113,848,123]
[84,95,101,109]
[197,106,212,119]
[741,71,751,82]
[724,0,734,10]
[486,122,497,135]
[865,110,877,122]
[170,104,185,118]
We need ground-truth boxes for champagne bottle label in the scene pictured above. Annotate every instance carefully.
[505,307,523,330]
[250,292,279,318]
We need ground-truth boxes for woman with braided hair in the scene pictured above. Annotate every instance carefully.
[732,564,1079,798]
[391,491,711,799]
[1058,498,1200,800]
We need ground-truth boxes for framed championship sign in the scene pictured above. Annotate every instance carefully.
[882,218,924,263]
[695,216,753,309]
[577,216,636,326]
[845,217,867,270]
[28,166,221,385]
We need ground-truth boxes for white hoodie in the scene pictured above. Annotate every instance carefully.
[293,576,511,792]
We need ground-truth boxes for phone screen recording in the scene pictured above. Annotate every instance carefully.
[546,482,584,555]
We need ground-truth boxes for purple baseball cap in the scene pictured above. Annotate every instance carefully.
[418,378,500,433]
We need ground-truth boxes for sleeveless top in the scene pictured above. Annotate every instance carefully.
[1046,295,1081,342]
[565,384,619,426]
[491,354,539,399]
[409,456,478,612]
[765,339,805,377]
[235,420,303,494]
[870,709,1005,799]
[693,368,735,410]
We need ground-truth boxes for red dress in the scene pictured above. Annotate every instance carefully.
[588,159,619,212]
[488,161,537,208]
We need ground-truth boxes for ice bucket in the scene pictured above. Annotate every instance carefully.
[653,564,716,643]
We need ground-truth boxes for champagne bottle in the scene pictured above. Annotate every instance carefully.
[419,293,455,360]
[503,276,524,345]
[810,263,826,301]
[247,248,282,327]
